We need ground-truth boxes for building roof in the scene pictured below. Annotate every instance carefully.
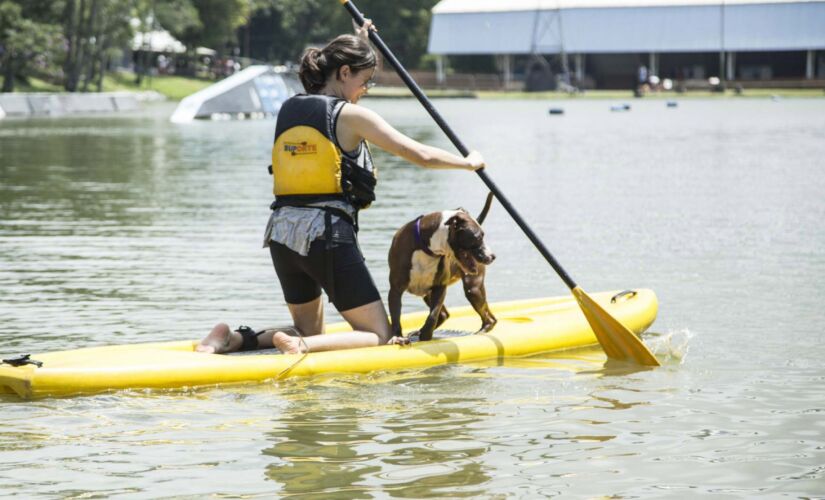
[428,0,825,54]
[433,0,821,13]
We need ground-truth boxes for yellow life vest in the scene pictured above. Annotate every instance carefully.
[271,94,376,209]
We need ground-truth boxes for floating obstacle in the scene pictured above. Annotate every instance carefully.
[170,65,303,123]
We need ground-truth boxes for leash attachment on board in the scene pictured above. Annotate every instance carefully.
[2,354,43,368]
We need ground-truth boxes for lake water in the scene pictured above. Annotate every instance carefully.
[1,97,823,497]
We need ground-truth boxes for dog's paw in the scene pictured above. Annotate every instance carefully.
[411,329,435,342]
[387,336,411,346]
[475,321,497,334]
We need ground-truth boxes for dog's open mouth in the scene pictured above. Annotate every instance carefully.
[456,250,479,275]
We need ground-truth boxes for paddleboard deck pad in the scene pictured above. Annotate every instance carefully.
[0,289,657,399]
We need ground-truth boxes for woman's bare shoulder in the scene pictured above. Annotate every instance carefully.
[338,102,381,125]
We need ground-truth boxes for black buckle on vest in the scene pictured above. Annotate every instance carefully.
[2,354,43,368]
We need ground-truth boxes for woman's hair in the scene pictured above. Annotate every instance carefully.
[299,34,377,94]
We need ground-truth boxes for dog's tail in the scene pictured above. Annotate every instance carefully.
[477,191,494,224]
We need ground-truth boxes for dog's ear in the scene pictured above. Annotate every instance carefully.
[454,207,469,214]
[445,214,463,228]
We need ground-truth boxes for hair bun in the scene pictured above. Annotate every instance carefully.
[298,34,376,94]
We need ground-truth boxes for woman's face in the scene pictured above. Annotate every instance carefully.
[337,65,375,103]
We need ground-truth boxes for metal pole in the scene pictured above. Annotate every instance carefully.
[719,0,726,84]
[806,50,814,79]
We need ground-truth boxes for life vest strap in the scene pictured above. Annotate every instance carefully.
[270,198,358,232]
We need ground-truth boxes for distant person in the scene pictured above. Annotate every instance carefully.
[635,64,650,96]
[197,20,485,355]
[158,54,173,75]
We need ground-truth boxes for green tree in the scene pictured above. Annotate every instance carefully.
[63,0,133,91]
[163,0,249,53]
[354,0,438,69]
[154,0,201,39]
[247,0,438,68]
[0,1,62,92]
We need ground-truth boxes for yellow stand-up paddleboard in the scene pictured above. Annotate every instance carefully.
[0,290,657,399]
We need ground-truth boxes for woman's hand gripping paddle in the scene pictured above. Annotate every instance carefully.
[340,0,659,366]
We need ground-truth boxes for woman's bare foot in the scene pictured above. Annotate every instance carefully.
[272,331,306,354]
[196,323,239,354]
[387,336,410,346]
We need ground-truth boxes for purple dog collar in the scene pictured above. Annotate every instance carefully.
[414,216,438,257]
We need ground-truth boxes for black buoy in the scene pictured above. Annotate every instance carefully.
[666,101,678,108]
[610,103,631,112]
[548,107,565,115]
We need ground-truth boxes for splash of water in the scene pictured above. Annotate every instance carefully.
[645,329,693,364]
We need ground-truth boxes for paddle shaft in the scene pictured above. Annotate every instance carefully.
[342,0,578,290]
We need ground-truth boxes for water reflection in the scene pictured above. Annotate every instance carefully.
[262,371,492,497]
[263,403,382,496]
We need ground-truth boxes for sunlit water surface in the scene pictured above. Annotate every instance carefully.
[1,98,823,497]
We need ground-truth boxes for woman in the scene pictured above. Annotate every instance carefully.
[198,22,484,355]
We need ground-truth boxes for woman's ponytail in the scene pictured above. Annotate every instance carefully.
[298,47,328,95]
[298,34,376,94]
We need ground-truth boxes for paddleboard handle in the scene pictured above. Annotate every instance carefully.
[610,290,638,303]
[2,354,43,368]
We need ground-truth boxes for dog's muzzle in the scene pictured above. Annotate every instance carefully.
[472,245,495,265]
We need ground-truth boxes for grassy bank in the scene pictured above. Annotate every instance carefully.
[4,71,212,101]
[101,71,212,100]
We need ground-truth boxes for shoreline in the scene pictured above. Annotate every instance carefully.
[0,91,165,119]
[3,81,822,120]
[367,86,825,100]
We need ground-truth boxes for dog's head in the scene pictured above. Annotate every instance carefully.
[445,209,495,275]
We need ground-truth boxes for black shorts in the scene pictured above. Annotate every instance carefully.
[269,233,381,312]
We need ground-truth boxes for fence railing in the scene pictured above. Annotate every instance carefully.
[374,70,506,91]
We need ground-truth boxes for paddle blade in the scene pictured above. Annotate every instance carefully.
[571,287,660,366]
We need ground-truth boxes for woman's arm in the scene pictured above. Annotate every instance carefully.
[338,104,484,171]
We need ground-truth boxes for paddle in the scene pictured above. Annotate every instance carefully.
[340,0,659,366]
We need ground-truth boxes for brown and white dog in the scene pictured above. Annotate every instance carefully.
[388,195,496,341]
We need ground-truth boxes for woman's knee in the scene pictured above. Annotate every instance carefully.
[288,297,324,335]
[341,299,391,341]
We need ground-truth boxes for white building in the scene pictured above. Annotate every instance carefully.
[428,0,825,89]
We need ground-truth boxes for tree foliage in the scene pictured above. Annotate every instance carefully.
[0,0,441,93]
[63,0,134,91]
[163,0,249,52]
[247,0,438,68]
[0,0,63,91]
